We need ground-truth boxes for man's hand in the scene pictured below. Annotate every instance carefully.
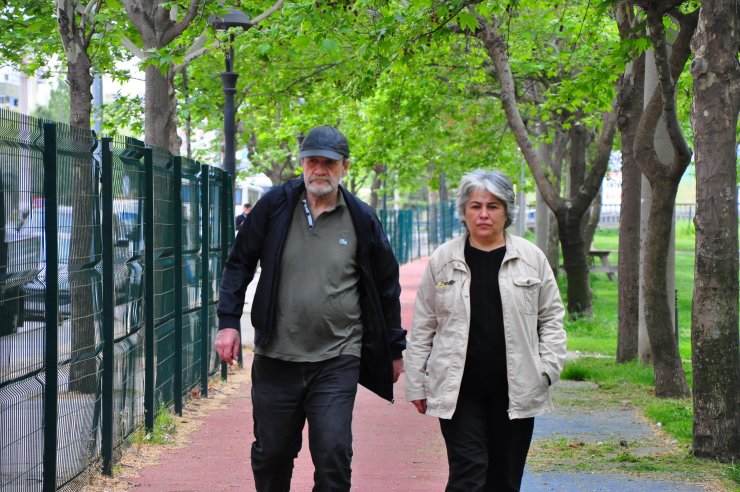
[411,399,427,414]
[392,358,404,383]
[214,328,241,366]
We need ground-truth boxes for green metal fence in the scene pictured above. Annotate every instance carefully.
[379,201,462,265]
[0,110,233,491]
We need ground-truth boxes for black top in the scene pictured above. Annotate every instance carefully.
[461,239,508,402]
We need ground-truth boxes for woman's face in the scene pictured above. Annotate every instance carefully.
[464,188,507,246]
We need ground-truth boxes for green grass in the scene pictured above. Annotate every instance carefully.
[591,224,696,252]
[130,405,177,445]
[644,399,693,444]
[726,463,740,485]
[564,228,697,359]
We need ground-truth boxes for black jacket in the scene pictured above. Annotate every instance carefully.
[218,178,406,402]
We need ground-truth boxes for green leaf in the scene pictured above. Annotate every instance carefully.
[318,37,340,55]
[457,12,478,32]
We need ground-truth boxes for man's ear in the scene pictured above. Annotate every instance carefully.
[343,159,351,174]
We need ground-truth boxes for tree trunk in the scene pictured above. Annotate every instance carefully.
[638,174,653,364]
[370,164,386,209]
[689,0,740,461]
[643,181,690,397]
[560,124,593,314]
[66,55,98,393]
[145,65,180,154]
[535,135,564,274]
[182,68,192,159]
[581,190,601,253]
[123,0,206,155]
[557,209,592,314]
[631,7,697,386]
[547,207,560,276]
[616,48,644,362]
[535,188,555,270]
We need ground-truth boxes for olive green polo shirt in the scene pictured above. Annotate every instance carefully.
[255,191,362,361]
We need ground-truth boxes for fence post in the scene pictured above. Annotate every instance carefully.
[100,137,114,474]
[144,147,155,431]
[173,156,184,415]
[415,207,421,260]
[42,121,59,492]
[220,172,229,379]
[200,164,210,397]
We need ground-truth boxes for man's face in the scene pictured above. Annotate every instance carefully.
[302,156,349,198]
[243,206,251,215]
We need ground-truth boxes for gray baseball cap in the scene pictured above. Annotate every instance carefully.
[298,126,350,160]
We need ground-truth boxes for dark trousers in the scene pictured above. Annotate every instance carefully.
[250,354,360,492]
[439,390,535,492]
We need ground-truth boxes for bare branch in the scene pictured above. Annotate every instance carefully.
[83,0,104,48]
[160,0,204,47]
[578,105,618,207]
[173,41,218,74]
[250,0,284,25]
[84,0,97,17]
[185,31,208,56]
[121,35,149,60]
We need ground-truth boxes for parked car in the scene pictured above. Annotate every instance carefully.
[0,228,41,335]
[20,203,143,323]
[23,235,71,322]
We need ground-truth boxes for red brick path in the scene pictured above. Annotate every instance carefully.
[126,258,448,491]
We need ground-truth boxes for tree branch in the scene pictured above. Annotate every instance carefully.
[121,35,149,60]
[577,105,618,209]
[250,0,284,25]
[634,6,696,181]
[472,15,562,211]
[123,0,156,46]
[161,0,204,47]
[412,0,483,42]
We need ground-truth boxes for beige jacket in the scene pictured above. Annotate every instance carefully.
[405,233,566,419]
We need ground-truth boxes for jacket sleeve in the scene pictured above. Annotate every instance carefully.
[404,261,438,402]
[536,253,567,385]
[217,197,266,330]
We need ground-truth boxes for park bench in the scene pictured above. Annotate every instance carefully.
[589,249,617,281]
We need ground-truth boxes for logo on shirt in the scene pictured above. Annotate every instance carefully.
[339,238,348,246]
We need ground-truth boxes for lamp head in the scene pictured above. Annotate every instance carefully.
[208,8,251,31]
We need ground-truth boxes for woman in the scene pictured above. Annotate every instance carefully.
[405,169,566,491]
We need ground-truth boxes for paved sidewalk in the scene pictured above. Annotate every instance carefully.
[115,258,712,491]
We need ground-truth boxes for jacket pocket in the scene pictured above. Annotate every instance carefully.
[512,277,541,314]
[434,284,457,317]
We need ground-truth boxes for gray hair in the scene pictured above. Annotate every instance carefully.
[456,169,518,229]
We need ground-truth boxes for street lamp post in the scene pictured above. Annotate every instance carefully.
[209,9,251,375]
[209,9,252,178]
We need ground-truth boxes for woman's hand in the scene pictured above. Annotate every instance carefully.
[411,399,427,414]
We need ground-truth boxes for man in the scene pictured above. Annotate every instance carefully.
[215,125,406,492]
[235,203,251,229]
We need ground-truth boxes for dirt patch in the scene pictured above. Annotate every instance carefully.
[81,364,251,492]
